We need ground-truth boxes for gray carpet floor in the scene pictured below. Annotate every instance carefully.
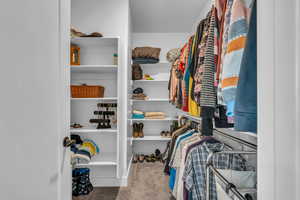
[73,162,171,200]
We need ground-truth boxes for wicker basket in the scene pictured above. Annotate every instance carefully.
[71,85,105,98]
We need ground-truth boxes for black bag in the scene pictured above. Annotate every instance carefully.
[132,64,143,80]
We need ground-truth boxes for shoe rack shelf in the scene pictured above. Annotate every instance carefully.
[70,36,121,179]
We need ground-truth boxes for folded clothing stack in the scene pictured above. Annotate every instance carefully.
[132,110,145,119]
[132,87,148,100]
[132,93,148,100]
[132,47,161,64]
[144,112,166,119]
[71,135,100,164]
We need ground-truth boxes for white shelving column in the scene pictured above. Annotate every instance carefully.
[129,62,177,154]
[70,36,121,186]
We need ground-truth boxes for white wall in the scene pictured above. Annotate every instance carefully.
[0,0,70,199]
[71,0,130,184]
[258,0,298,199]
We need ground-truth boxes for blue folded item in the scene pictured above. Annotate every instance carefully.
[132,113,145,119]
[133,57,159,64]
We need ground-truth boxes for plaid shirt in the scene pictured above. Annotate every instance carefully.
[183,143,246,200]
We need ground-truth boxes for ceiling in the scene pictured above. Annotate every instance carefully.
[130,0,210,33]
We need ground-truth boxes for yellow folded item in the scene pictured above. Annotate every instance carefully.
[133,110,144,115]
[144,112,165,117]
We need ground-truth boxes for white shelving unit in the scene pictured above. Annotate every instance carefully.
[130,117,177,122]
[70,36,121,183]
[132,136,171,141]
[71,97,118,101]
[132,80,169,83]
[75,153,117,167]
[130,44,179,155]
[71,65,118,73]
[70,127,118,134]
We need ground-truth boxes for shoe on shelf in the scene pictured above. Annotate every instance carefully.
[155,149,163,162]
[133,154,139,163]
[132,123,139,138]
[138,123,144,138]
[138,154,145,163]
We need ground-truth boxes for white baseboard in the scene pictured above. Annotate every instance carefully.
[91,156,133,187]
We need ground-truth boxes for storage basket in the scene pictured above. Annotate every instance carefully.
[71,85,105,98]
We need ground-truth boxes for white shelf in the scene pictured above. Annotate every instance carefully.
[130,117,177,121]
[71,65,118,73]
[70,127,118,133]
[131,99,169,102]
[139,62,170,65]
[71,97,118,101]
[132,136,171,141]
[132,80,169,83]
[71,36,120,40]
[75,152,117,167]
[176,109,202,122]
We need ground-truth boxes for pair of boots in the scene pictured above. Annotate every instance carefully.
[133,123,144,138]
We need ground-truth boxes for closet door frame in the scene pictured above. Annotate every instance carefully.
[258,0,299,199]
[59,0,71,199]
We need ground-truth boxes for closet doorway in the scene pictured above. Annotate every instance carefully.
[58,0,298,200]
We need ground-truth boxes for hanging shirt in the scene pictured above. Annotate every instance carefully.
[219,0,254,117]
[174,136,203,200]
[169,130,195,190]
[183,142,247,200]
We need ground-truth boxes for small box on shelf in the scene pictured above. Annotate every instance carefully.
[70,44,80,65]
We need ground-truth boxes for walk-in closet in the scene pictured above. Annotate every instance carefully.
[68,0,258,199]
[2,0,299,200]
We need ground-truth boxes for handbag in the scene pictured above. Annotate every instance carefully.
[132,64,143,80]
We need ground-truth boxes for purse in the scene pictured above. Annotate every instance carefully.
[132,64,143,80]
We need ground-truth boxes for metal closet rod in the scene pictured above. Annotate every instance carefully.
[179,115,257,151]
[213,129,257,151]
[208,165,247,200]
[206,151,257,200]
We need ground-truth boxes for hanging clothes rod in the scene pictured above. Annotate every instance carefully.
[179,113,257,150]
[206,151,257,200]
[208,165,247,200]
[214,129,257,151]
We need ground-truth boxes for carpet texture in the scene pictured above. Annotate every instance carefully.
[73,162,171,200]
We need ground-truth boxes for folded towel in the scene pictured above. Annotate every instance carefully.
[133,58,159,64]
[144,112,165,117]
[132,113,145,119]
[133,110,144,115]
